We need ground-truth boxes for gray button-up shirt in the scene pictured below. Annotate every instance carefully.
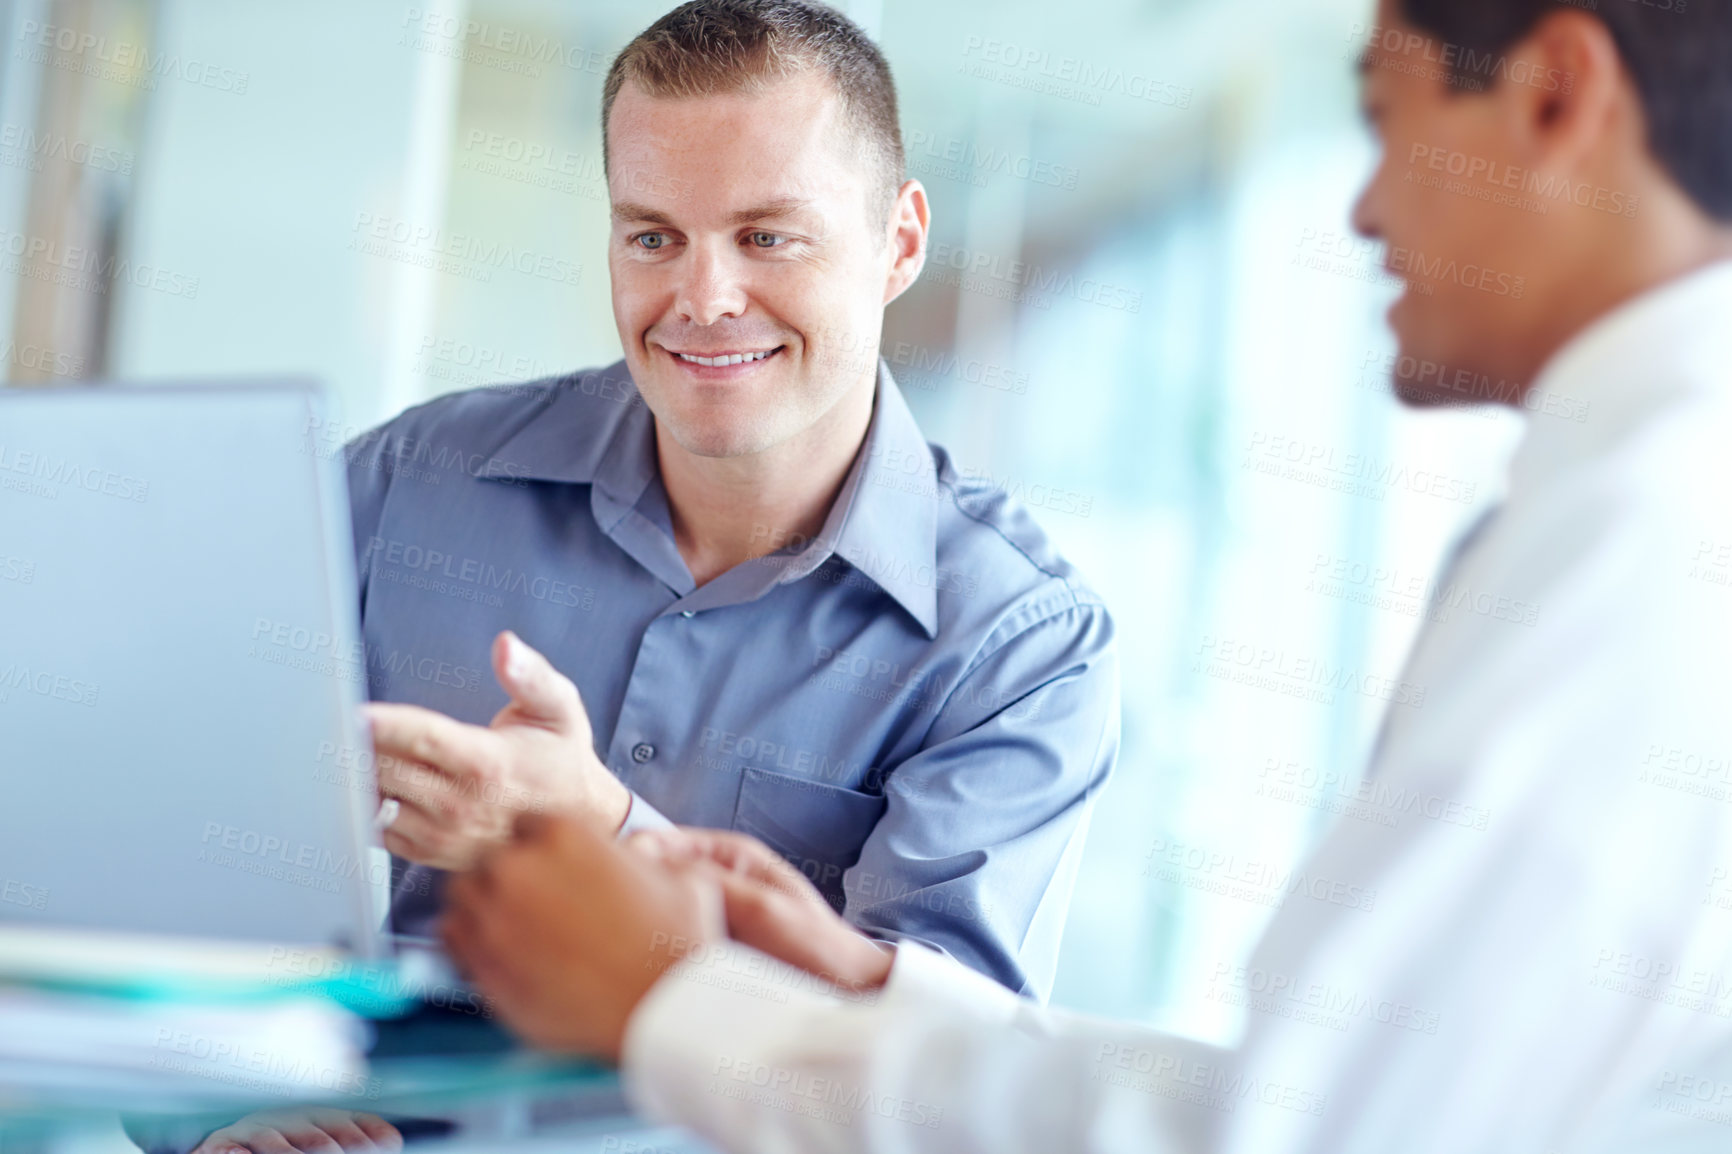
[344,360,1118,998]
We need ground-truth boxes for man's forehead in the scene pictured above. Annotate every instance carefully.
[1356,31,1421,104]
[607,77,860,223]
[608,72,847,152]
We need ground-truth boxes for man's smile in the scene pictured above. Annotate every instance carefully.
[660,344,788,376]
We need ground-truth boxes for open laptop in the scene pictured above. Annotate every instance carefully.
[0,381,387,960]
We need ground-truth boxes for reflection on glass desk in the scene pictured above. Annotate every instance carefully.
[0,1005,719,1154]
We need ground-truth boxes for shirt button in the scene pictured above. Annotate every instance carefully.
[632,742,656,764]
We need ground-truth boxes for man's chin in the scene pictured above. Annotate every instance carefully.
[1389,376,1464,409]
[1384,344,1519,412]
[659,415,780,461]
[1380,287,1530,410]
[632,376,777,459]
[1384,296,1470,409]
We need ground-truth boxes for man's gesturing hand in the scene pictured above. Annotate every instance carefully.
[630,828,895,995]
[442,814,725,1062]
[364,631,631,871]
[190,1108,400,1154]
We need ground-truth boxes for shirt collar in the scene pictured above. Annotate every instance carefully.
[1512,260,1732,496]
[477,363,646,487]
[781,361,941,637]
[480,359,941,637]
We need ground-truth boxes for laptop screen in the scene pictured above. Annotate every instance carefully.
[0,383,385,956]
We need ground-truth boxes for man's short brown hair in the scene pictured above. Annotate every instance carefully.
[602,0,906,223]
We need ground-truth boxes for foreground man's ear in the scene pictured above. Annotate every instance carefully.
[1504,11,1627,178]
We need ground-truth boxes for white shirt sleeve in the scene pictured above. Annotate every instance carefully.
[617,789,676,838]
[622,940,1227,1154]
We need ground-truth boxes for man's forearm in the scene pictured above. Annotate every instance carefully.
[622,941,1211,1154]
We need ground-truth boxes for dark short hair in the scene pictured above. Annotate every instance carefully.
[602,0,905,222]
[1396,0,1732,221]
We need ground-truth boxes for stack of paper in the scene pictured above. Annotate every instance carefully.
[0,926,381,1106]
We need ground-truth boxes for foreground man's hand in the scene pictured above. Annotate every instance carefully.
[442,814,726,1061]
[191,1108,400,1154]
[363,632,631,871]
[629,828,894,995]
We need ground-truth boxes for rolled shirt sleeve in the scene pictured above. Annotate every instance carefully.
[840,597,1119,1000]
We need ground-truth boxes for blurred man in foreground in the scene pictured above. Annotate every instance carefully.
[444,0,1732,1149]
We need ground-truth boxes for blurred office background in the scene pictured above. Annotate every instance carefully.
[0,0,1522,1045]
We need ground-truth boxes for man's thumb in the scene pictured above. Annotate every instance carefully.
[492,631,579,724]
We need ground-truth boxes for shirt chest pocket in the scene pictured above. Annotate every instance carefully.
[731,767,889,914]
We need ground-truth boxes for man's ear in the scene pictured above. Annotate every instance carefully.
[1505,10,1627,172]
[883,179,930,306]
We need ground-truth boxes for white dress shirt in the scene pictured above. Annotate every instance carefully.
[620,263,1732,1154]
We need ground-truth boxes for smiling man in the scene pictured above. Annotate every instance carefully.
[347,0,1118,1002]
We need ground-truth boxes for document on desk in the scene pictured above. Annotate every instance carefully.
[0,987,369,1102]
[0,925,378,1104]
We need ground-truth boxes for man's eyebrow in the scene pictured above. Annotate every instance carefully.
[612,201,675,225]
[728,197,815,226]
[611,198,817,227]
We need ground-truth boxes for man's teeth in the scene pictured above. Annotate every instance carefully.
[676,350,776,367]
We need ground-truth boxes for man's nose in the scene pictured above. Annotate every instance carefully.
[674,242,749,327]
[1350,174,1381,242]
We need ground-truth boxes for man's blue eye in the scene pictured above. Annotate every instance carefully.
[637,234,666,250]
[750,233,782,248]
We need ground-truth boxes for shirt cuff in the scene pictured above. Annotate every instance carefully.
[617,790,675,838]
[879,938,1023,1025]
[620,940,1019,1134]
